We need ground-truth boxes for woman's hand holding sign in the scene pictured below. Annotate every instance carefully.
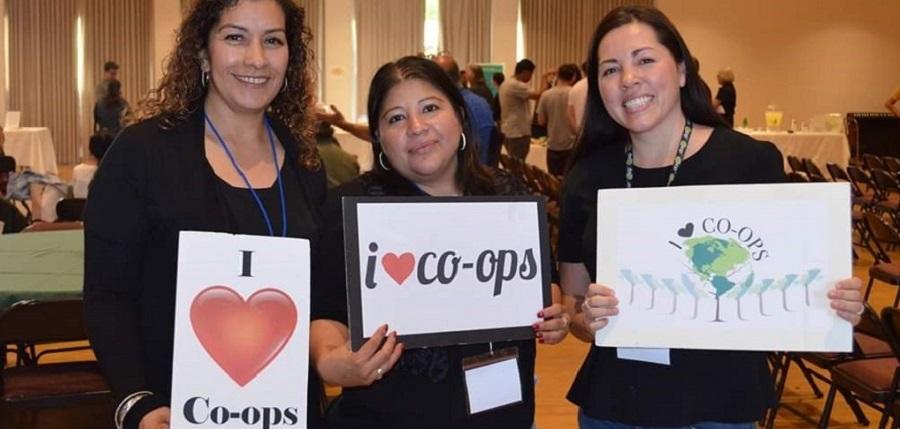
[581,283,620,334]
[535,303,570,344]
[312,322,403,387]
[829,277,864,325]
[139,407,170,429]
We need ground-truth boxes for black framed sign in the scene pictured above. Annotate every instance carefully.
[342,196,552,350]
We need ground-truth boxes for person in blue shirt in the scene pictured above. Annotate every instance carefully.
[434,54,495,165]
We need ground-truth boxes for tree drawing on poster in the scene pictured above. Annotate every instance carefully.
[618,229,820,322]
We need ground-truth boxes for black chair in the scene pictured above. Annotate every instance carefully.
[804,158,827,179]
[0,300,112,427]
[817,306,898,429]
[786,155,804,174]
[864,212,900,307]
[55,198,86,222]
[0,156,15,198]
[865,153,888,171]
[770,303,891,428]
[787,171,809,182]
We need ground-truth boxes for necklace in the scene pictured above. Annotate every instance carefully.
[624,119,693,188]
[204,113,287,237]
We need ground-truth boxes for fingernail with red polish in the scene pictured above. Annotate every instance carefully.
[536,332,543,338]
[537,311,545,318]
[532,323,540,331]
[538,338,545,344]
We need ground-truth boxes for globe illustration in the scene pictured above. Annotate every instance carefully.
[683,236,751,321]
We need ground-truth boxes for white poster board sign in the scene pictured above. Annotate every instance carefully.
[595,183,852,352]
[171,231,310,428]
[343,196,551,350]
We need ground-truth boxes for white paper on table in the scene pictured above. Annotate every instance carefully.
[595,183,852,352]
[170,231,310,429]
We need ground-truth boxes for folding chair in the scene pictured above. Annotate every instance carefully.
[0,300,112,427]
[865,154,888,171]
[817,306,898,429]
[864,212,900,306]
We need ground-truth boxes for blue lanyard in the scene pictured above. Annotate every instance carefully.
[204,113,287,237]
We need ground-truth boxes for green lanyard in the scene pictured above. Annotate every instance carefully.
[625,120,693,188]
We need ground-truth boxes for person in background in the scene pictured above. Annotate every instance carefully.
[462,63,494,105]
[558,6,864,429]
[94,79,130,135]
[491,72,505,124]
[72,133,113,199]
[95,60,120,101]
[499,59,552,160]
[315,120,360,187]
[712,68,737,128]
[312,56,569,429]
[567,62,589,135]
[537,63,578,176]
[82,1,329,428]
[886,86,900,118]
[435,54,495,165]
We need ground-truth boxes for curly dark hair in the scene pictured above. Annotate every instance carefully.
[133,0,319,170]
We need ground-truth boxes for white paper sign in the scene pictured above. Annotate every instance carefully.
[595,183,852,352]
[171,231,310,429]
[464,357,523,413]
[344,197,550,350]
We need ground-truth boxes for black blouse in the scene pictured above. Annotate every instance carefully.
[317,170,538,429]
[83,110,328,429]
[558,127,785,426]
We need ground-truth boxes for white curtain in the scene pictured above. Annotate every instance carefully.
[439,0,491,68]
[8,0,79,165]
[82,0,153,157]
[355,0,424,119]
[521,0,653,89]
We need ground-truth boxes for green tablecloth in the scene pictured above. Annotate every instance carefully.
[0,230,84,309]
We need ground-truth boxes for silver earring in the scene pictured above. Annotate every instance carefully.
[281,78,288,93]
[459,133,467,152]
[201,71,209,88]
[378,152,391,171]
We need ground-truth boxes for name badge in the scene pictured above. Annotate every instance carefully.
[617,347,671,365]
[462,346,523,414]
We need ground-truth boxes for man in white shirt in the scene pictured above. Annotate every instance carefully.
[72,133,112,198]
[499,59,550,160]
[538,64,579,176]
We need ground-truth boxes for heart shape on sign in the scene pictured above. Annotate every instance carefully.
[190,286,297,387]
[677,222,694,238]
[381,252,415,285]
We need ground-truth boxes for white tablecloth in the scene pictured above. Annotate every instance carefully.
[4,127,58,176]
[742,129,850,171]
[334,130,373,172]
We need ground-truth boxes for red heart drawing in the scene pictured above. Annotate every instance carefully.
[381,252,415,285]
[190,286,297,387]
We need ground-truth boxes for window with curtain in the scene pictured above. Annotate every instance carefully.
[82,0,152,157]
[7,0,152,166]
[520,0,653,90]
[7,0,79,165]
[439,0,491,69]
[354,0,424,120]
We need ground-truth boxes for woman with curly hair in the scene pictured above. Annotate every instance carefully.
[83,1,327,428]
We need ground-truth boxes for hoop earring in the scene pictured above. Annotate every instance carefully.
[201,71,209,88]
[459,133,467,152]
[378,152,391,171]
[281,78,288,94]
